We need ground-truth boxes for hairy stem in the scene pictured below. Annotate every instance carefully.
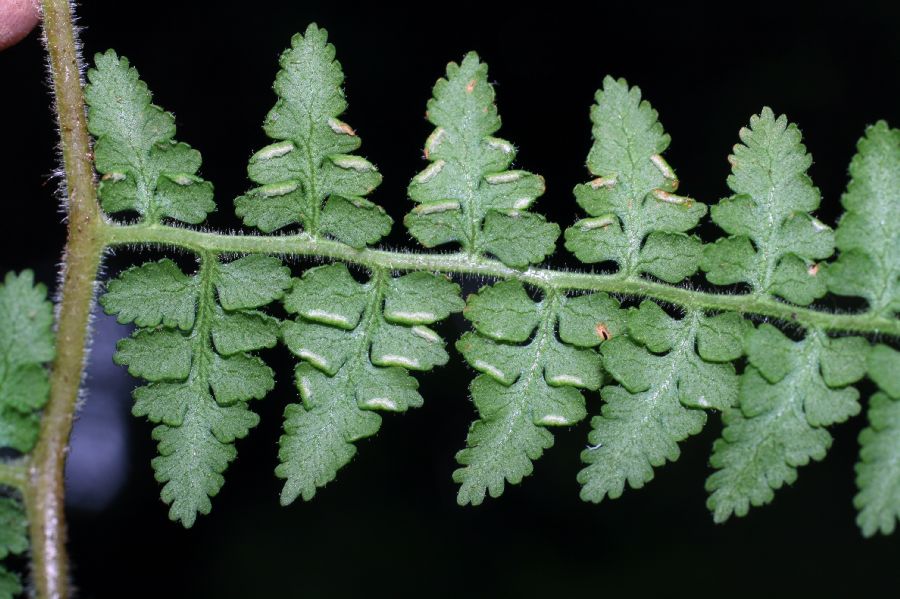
[30,1,106,597]
[103,222,900,337]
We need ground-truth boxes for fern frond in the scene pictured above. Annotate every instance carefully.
[454,281,623,504]
[855,344,900,536]
[0,496,27,598]
[0,272,54,453]
[580,301,748,502]
[85,51,215,224]
[234,24,390,246]
[706,325,867,522]
[564,76,707,283]
[827,121,899,316]
[80,32,897,536]
[404,53,559,267]
[276,265,463,504]
[101,256,291,526]
[701,108,833,304]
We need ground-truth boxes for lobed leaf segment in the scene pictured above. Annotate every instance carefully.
[0,272,51,597]
[10,23,891,536]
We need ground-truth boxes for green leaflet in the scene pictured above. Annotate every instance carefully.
[85,51,215,224]
[277,264,463,504]
[579,301,747,502]
[855,345,900,536]
[827,122,899,317]
[454,281,623,505]
[103,255,291,527]
[404,53,559,267]
[0,496,27,599]
[701,108,834,304]
[0,569,20,599]
[564,76,707,283]
[707,325,867,522]
[235,24,390,246]
[0,271,54,453]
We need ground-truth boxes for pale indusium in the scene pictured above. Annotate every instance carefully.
[0,20,898,598]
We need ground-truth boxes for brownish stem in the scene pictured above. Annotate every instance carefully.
[28,1,106,597]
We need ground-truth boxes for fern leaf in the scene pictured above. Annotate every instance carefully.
[85,51,214,224]
[579,301,747,502]
[102,256,290,526]
[0,498,28,560]
[701,109,833,304]
[0,271,54,453]
[827,121,899,316]
[855,344,900,536]
[235,24,390,246]
[706,325,867,522]
[564,76,707,283]
[454,281,623,504]
[277,264,463,504]
[0,570,20,599]
[0,496,26,599]
[404,53,559,267]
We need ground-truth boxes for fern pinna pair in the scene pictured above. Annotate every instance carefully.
[50,24,900,533]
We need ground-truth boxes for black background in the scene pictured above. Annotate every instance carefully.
[1,1,899,597]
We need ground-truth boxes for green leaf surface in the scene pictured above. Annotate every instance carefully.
[827,121,899,316]
[855,345,900,536]
[0,271,54,453]
[211,312,279,356]
[701,108,833,304]
[100,259,198,330]
[579,302,745,503]
[235,24,389,246]
[454,282,623,505]
[86,51,215,224]
[0,496,27,599]
[404,53,558,267]
[277,264,462,504]
[564,76,706,282]
[0,497,27,560]
[0,568,22,599]
[104,256,289,526]
[383,272,464,325]
[114,330,192,381]
[215,255,293,310]
[152,381,259,527]
[706,325,865,522]
[868,344,900,399]
[82,35,900,536]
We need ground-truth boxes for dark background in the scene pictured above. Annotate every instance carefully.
[2,1,899,596]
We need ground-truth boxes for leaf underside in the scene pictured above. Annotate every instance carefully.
[79,26,899,537]
[0,496,28,597]
[0,272,54,454]
[405,52,559,267]
[235,24,390,247]
[277,264,463,504]
[85,51,215,225]
[701,108,833,305]
[564,76,707,283]
[103,256,290,527]
[706,325,866,522]
[454,281,624,505]
[580,302,747,503]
